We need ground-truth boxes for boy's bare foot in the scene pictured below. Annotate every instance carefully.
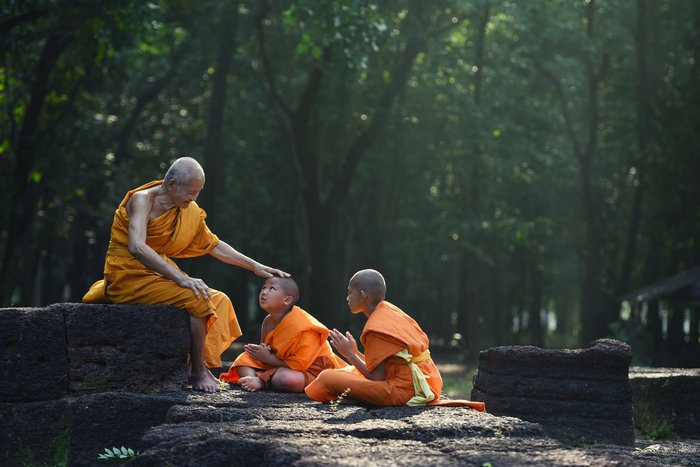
[239,376,266,392]
[191,370,221,393]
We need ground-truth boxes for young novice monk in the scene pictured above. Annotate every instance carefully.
[219,276,346,392]
[305,269,485,410]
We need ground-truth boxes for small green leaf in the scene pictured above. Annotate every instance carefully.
[28,170,42,183]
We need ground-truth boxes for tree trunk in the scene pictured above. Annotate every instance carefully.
[613,0,649,320]
[256,4,424,323]
[688,304,699,352]
[666,304,685,358]
[530,268,544,347]
[540,1,607,344]
[458,254,482,363]
[457,0,490,360]
[0,33,68,305]
[199,6,238,225]
[646,300,662,350]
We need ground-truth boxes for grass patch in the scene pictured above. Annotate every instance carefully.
[439,365,476,400]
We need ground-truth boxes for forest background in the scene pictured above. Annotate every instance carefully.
[2,0,698,367]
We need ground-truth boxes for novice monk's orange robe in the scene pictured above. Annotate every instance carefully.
[219,305,346,387]
[82,180,241,368]
[305,301,485,410]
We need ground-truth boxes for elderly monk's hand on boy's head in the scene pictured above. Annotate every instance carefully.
[328,329,357,360]
[253,263,291,279]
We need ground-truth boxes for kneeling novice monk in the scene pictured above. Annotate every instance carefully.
[220,276,346,392]
[306,269,485,410]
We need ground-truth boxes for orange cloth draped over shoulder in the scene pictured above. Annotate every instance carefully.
[305,301,485,411]
[220,305,346,386]
[82,180,242,368]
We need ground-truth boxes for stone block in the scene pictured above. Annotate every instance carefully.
[471,339,635,445]
[0,399,73,466]
[62,303,191,394]
[68,392,181,467]
[0,307,68,402]
[630,367,700,438]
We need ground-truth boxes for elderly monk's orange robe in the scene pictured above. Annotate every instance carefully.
[220,305,346,387]
[305,301,485,411]
[82,180,241,368]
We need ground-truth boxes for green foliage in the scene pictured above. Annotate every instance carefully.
[0,0,698,361]
[97,446,138,460]
[44,424,71,467]
[636,401,674,440]
[441,367,476,400]
[282,0,389,68]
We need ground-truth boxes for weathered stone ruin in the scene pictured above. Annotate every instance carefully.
[471,339,635,446]
[2,304,698,466]
[629,367,700,438]
[0,302,191,400]
[0,303,191,465]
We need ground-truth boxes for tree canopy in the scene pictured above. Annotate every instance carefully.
[2,0,698,365]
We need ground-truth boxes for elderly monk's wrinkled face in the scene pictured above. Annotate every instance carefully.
[259,278,291,313]
[346,283,365,314]
[172,177,204,209]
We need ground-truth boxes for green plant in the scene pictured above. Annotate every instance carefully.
[636,396,675,440]
[97,446,138,460]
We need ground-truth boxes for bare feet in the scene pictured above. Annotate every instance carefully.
[207,369,225,388]
[239,376,266,392]
[190,369,221,393]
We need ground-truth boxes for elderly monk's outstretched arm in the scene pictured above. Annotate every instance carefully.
[127,189,212,300]
[209,240,289,279]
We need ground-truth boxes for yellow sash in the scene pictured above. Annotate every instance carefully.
[393,349,436,406]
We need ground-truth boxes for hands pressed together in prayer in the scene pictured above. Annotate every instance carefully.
[328,329,359,361]
[244,343,276,365]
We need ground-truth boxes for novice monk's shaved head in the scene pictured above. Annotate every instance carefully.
[270,276,300,305]
[221,274,345,393]
[349,269,386,303]
[164,156,205,184]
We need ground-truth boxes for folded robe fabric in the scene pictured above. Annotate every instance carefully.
[82,180,242,368]
[305,300,485,411]
[219,305,346,386]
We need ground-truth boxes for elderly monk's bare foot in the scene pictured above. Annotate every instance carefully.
[204,368,216,381]
[239,376,266,392]
[191,370,221,393]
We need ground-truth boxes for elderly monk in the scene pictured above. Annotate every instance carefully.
[220,276,346,392]
[305,269,485,410]
[83,157,288,393]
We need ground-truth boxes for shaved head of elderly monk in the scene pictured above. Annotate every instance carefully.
[84,156,289,393]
